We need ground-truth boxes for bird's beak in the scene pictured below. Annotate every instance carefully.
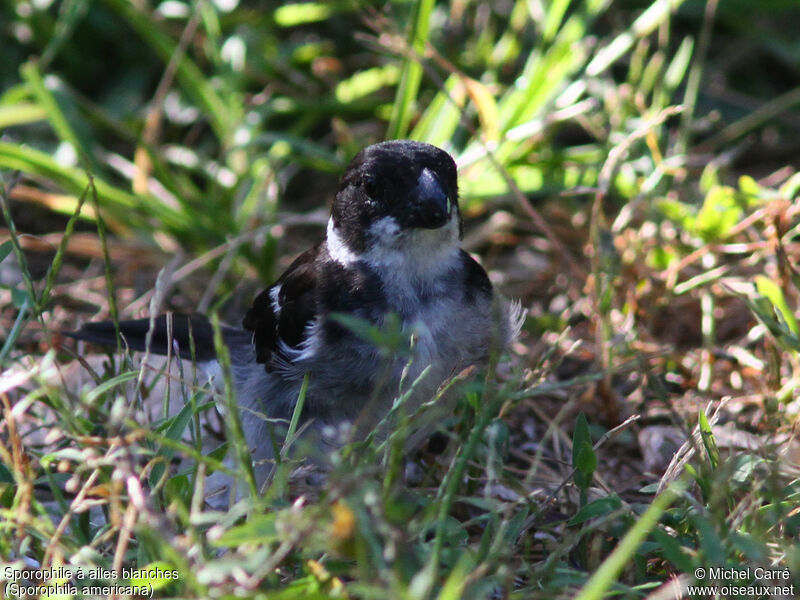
[413,167,451,228]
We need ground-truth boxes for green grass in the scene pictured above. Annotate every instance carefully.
[2,0,800,597]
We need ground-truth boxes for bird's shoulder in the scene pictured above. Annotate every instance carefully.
[242,241,387,371]
[457,249,493,302]
[242,244,321,368]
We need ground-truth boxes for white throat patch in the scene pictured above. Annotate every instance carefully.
[325,215,461,287]
[365,216,460,282]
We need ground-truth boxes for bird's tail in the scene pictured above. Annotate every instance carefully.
[66,314,231,362]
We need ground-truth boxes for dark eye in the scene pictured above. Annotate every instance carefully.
[362,176,378,198]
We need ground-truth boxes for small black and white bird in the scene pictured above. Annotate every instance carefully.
[70,140,522,503]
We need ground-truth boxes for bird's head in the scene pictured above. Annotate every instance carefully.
[328,141,462,267]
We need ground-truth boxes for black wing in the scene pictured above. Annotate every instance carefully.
[459,249,493,303]
[242,244,321,371]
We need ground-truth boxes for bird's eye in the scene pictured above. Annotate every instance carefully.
[362,176,379,198]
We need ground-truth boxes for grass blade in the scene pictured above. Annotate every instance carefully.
[386,0,435,139]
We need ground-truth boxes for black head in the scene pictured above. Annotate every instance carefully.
[330,140,462,254]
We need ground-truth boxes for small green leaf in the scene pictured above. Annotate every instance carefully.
[729,531,767,563]
[150,401,196,487]
[729,453,763,485]
[647,245,677,270]
[731,287,800,352]
[212,513,278,547]
[755,275,799,336]
[693,185,743,242]
[568,494,623,525]
[650,528,694,573]
[699,162,719,194]
[664,37,693,91]
[779,171,800,200]
[0,240,13,264]
[656,198,692,227]
[697,410,719,470]
[128,561,178,590]
[84,371,139,405]
[690,512,725,565]
[335,64,400,103]
[738,174,761,198]
[164,474,192,506]
[274,2,333,26]
[207,442,228,464]
[10,287,32,309]
[0,462,13,483]
[0,103,48,128]
[572,412,597,490]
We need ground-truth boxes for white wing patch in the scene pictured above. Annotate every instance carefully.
[269,284,282,316]
[505,298,527,344]
[271,319,323,378]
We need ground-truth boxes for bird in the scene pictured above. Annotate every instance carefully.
[69,140,523,505]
